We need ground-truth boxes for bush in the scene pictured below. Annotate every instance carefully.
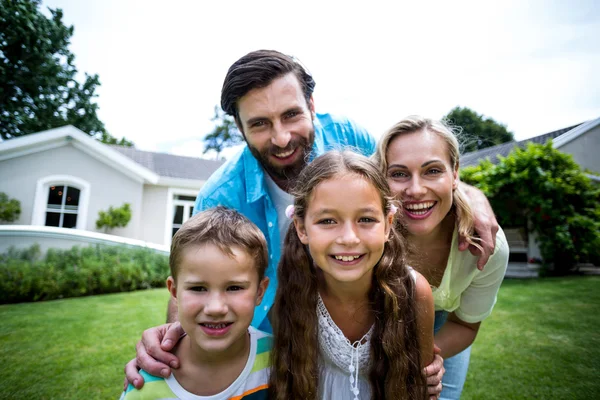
[0,244,169,304]
[0,192,21,222]
[96,203,132,233]
[461,141,600,275]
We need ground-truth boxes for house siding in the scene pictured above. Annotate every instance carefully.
[558,125,600,174]
[0,144,144,239]
[140,185,169,245]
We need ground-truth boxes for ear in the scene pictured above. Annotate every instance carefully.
[308,96,316,119]
[294,217,309,245]
[385,210,394,239]
[167,276,178,300]
[255,277,270,306]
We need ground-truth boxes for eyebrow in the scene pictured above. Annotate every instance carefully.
[312,207,380,217]
[244,107,304,127]
[388,160,444,169]
[183,280,251,285]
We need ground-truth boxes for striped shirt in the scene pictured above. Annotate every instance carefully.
[120,327,271,400]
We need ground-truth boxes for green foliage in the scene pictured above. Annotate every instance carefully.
[203,106,243,158]
[444,106,514,152]
[0,243,169,304]
[0,0,132,146]
[96,203,132,233]
[461,141,600,273]
[0,192,21,222]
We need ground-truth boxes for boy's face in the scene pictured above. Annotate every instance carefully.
[167,243,268,356]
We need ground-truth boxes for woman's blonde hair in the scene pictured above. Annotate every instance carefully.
[373,115,480,250]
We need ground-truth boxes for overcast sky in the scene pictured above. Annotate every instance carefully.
[42,0,600,159]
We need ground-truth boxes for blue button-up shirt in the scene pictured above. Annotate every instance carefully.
[193,113,375,331]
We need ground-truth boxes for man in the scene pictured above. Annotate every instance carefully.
[126,50,499,397]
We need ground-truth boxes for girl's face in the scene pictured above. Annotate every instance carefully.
[294,174,392,287]
[385,129,458,238]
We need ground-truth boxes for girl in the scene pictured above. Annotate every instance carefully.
[374,116,509,400]
[269,150,434,400]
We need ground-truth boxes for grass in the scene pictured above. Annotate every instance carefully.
[0,277,599,399]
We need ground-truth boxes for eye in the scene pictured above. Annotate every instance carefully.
[317,218,336,225]
[285,110,300,119]
[227,285,244,292]
[189,286,207,292]
[426,168,443,175]
[251,120,267,128]
[389,170,408,179]
[358,217,377,223]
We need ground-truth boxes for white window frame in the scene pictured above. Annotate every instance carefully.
[164,188,198,246]
[32,175,91,230]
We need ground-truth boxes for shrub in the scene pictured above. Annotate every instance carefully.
[96,203,132,233]
[461,141,600,275]
[0,244,169,304]
[0,192,21,222]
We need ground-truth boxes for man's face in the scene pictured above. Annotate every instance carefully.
[236,73,316,183]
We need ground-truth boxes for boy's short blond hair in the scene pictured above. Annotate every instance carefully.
[169,206,268,281]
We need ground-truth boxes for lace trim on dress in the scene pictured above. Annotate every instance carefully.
[317,293,372,400]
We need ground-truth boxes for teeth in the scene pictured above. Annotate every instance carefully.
[203,323,228,329]
[334,255,360,261]
[404,201,435,211]
[274,148,294,158]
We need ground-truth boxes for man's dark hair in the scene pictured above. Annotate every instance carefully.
[221,50,316,125]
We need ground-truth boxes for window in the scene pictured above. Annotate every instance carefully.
[45,185,81,228]
[32,175,90,230]
[171,195,196,237]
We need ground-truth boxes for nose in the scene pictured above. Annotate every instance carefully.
[336,222,361,246]
[204,292,228,316]
[405,175,427,198]
[271,122,291,148]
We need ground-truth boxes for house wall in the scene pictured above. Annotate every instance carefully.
[558,125,600,173]
[0,144,144,240]
[140,185,169,245]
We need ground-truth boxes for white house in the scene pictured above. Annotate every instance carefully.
[0,126,223,248]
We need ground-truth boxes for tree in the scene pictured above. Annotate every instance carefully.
[0,0,132,146]
[96,203,132,233]
[444,107,514,152]
[0,192,21,222]
[202,106,243,158]
[461,141,600,274]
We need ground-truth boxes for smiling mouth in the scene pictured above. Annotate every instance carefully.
[272,147,296,159]
[331,254,364,262]
[404,201,436,215]
[200,322,233,329]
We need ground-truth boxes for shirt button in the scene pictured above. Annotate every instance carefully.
[268,222,273,228]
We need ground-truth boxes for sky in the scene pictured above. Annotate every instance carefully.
[41,0,600,159]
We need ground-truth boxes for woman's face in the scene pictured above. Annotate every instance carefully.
[385,129,458,238]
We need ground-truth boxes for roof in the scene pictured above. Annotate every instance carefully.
[110,146,224,181]
[0,125,225,185]
[460,123,583,168]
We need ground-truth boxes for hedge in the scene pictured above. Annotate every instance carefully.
[0,244,169,304]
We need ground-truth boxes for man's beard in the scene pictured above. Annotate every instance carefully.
[248,128,315,182]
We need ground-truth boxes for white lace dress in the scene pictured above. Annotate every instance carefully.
[317,294,373,400]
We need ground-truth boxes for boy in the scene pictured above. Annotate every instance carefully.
[120,207,271,399]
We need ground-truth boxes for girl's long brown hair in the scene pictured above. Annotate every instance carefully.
[269,150,427,399]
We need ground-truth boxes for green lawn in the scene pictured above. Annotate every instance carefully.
[1,277,599,399]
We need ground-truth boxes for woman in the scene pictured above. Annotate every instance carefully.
[373,116,509,400]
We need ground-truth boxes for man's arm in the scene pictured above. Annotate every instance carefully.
[457,181,499,270]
